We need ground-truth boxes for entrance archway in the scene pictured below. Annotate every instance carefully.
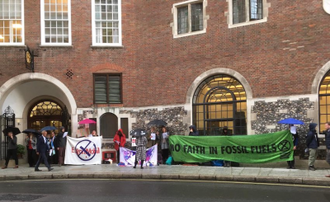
[27,100,68,131]
[192,74,247,136]
[0,73,77,135]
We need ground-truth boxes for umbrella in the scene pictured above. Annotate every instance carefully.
[79,119,96,124]
[22,129,41,136]
[147,119,167,127]
[278,118,304,125]
[40,126,57,131]
[2,127,21,136]
[130,128,147,137]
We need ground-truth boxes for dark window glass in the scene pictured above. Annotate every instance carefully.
[233,0,246,24]
[191,3,203,32]
[177,6,188,34]
[94,74,122,104]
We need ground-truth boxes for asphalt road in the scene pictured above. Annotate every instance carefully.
[0,179,329,202]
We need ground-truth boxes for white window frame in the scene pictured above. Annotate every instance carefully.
[171,0,208,39]
[0,0,25,46]
[91,0,122,47]
[226,0,270,28]
[40,0,72,46]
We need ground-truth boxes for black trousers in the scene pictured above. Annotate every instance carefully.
[162,149,169,163]
[27,148,36,167]
[35,152,50,170]
[5,149,18,166]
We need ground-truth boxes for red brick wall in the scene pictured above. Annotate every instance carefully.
[0,0,330,108]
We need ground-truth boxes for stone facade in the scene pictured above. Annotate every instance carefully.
[251,97,320,158]
[120,106,189,135]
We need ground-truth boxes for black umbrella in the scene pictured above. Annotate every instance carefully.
[147,119,167,127]
[130,129,147,137]
[22,129,42,136]
[2,127,21,136]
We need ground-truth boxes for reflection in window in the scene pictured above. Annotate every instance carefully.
[42,0,70,44]
[319,72,330,131]
[193,75,247,135]
[0,0,23,44]
[93,0,121,45]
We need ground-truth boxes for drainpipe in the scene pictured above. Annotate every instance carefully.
[324,0,330,14]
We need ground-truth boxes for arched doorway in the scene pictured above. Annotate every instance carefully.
[27,100,68,131]
[193,74,247,136]
[100,113,118,138]
[319,72,330,131]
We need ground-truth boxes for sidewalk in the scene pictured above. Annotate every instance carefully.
[1,162,330,186]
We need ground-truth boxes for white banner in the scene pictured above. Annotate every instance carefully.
[120,144,158,167]
[64,136,102,165]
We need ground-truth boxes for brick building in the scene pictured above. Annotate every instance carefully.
[1,0,330,155]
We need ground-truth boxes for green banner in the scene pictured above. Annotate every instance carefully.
[169,130,293,163]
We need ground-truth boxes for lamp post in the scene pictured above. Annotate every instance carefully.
[1,106,15,160]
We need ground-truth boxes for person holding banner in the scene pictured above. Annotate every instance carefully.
[133,132,148,169]
[324,122,330,177]
[287,125,299,169]
[114,129,126,163]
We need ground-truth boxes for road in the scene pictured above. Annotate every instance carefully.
[0,179,329,202]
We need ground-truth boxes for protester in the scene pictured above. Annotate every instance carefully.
[35,130,53,172]
[148,126,159,147]
[287,125,299,169]
[189,125,199,136]
[160,126,170,163]
[89,129,98,137]
[25,133,37,167]
[2,132,18,169]
[222,126,231,167]
[49,131,57,165]
[324,122,330,177]
[55,126,67,166]
[113,129,126,163]
[133,132,148,169]
[306,123,319,171]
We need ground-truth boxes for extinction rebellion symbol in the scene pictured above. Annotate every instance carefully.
[75,139,97,161]
[277,140,292,159]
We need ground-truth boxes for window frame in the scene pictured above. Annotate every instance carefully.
[172,0,208,39]
[91,0,122,47]
[227,0,269,28]
[0,0,25,46]
[40,0,72,46]
[93,73,123,104]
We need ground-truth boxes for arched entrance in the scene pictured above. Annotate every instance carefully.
[100,113,118,138]
[319,71,330,130]
[193,74,247,136]
[0,73,78,136]
[27,100,70,131]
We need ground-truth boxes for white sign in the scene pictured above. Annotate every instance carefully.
[64,136,102,165]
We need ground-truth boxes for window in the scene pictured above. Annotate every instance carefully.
[41,0,71,45]
[319,72,330,132]
[228,0,269,28]
[172,0,208,38]
[94,74,122,104]
[92,0,122,46]
[0,0,24,45]
[192,75,247,136]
